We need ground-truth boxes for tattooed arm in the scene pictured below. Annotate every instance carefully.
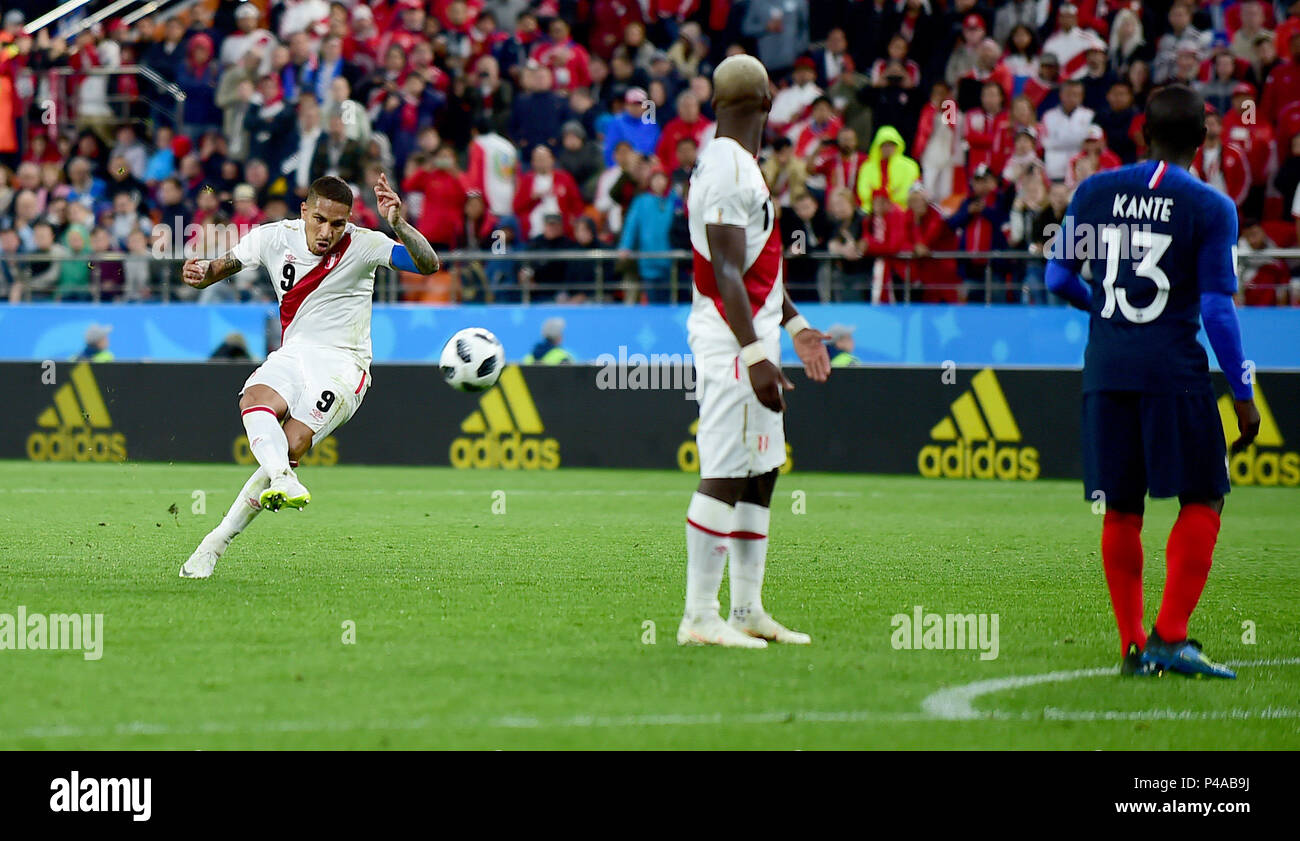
[181,255,243,289]
[375,172,440,274]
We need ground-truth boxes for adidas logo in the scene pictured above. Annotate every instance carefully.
[28,363,126,462]
[451,366,559,469]
[918,369,1040,480]
[1217,380,1300,486]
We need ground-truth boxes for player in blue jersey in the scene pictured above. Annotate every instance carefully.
[1045,84,1261,679]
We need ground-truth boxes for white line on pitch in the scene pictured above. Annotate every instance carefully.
[921,657,1300,721]
[6,659,1299,741]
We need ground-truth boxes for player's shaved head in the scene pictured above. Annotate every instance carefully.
[712,54,770,113]
[306,175,354,208]
[1143,84,1207,160]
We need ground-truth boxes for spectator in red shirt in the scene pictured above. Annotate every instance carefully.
[903,185,961,303]
[435,0,485,31]
[1192,107,1252,206]
[791,97,843,160]
[1261,30,1300,124]
[1067,125,1122,188]
[957,39,1014,112]
[403,144,468,250]
[962,81,1012,189]
[531,18,592,91]
[858,188,909,303]
[591,1,646,62]
[378,0,430,59]
[810,127,868,198]
[871,34,923,90]
[1224,81,1277,219]
[467,9,510,69]
[1237,218,1290,306]
[513,144,584,239]
[654,91,711,171]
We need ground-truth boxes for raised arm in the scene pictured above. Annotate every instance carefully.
[376,172,440,274]
[182,255,244,289]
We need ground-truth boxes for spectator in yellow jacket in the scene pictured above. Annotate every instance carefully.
[856,125,920,209]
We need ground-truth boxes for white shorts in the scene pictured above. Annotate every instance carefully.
[692,340,786,479]
[241,344,371,446]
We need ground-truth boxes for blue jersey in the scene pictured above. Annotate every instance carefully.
[1053,160,1239,394]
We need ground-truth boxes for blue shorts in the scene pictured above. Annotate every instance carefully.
[1082,388,1230,511]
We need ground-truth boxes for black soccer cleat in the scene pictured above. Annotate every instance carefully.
[1120,642,1156,677]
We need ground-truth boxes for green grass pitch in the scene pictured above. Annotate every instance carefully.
[1,461,1296,749]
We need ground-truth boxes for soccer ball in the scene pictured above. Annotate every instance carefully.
[440,328,505,392]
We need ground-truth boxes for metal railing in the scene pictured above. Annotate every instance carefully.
[43,65,187,135]
[1,249,1298,305]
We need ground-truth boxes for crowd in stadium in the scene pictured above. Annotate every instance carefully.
[0,0,1297,305]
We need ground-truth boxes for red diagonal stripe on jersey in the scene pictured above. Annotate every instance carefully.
[1062,51,1089,79]
[691,222,783,323]
[280,233,352,339]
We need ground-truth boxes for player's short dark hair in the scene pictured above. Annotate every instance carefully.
[306,176,353,208]
[1144,84,1207,155]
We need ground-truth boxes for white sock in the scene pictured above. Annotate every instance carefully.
[210,467,270,545]
[242,406,290,477]
[685,492,734,620]
[729,502,771,622]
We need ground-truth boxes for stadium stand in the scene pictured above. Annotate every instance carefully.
[0,0,1298,305]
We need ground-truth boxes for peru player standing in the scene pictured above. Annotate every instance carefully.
[678,55,832,648]
[177,174,439,579]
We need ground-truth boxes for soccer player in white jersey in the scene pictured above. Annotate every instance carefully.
[177,174,439,578]
[679,55,832,648]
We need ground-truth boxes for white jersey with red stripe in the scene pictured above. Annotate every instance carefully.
[686,136,785,361]
[230,219,399,369]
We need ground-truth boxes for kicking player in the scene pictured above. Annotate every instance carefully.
[678,55,832,648]
[178,174,439,578]
[1046,85,1261,677]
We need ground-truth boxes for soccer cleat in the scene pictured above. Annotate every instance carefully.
[1120,642,1156,676]
[180,537,226,579]
[677,614,768,648]
[1140,630,1236,679]
[259,470,311,512]
[729,609,812,645]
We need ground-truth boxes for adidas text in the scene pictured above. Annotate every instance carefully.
[918,439,1040,480]
[450,432,560,470]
